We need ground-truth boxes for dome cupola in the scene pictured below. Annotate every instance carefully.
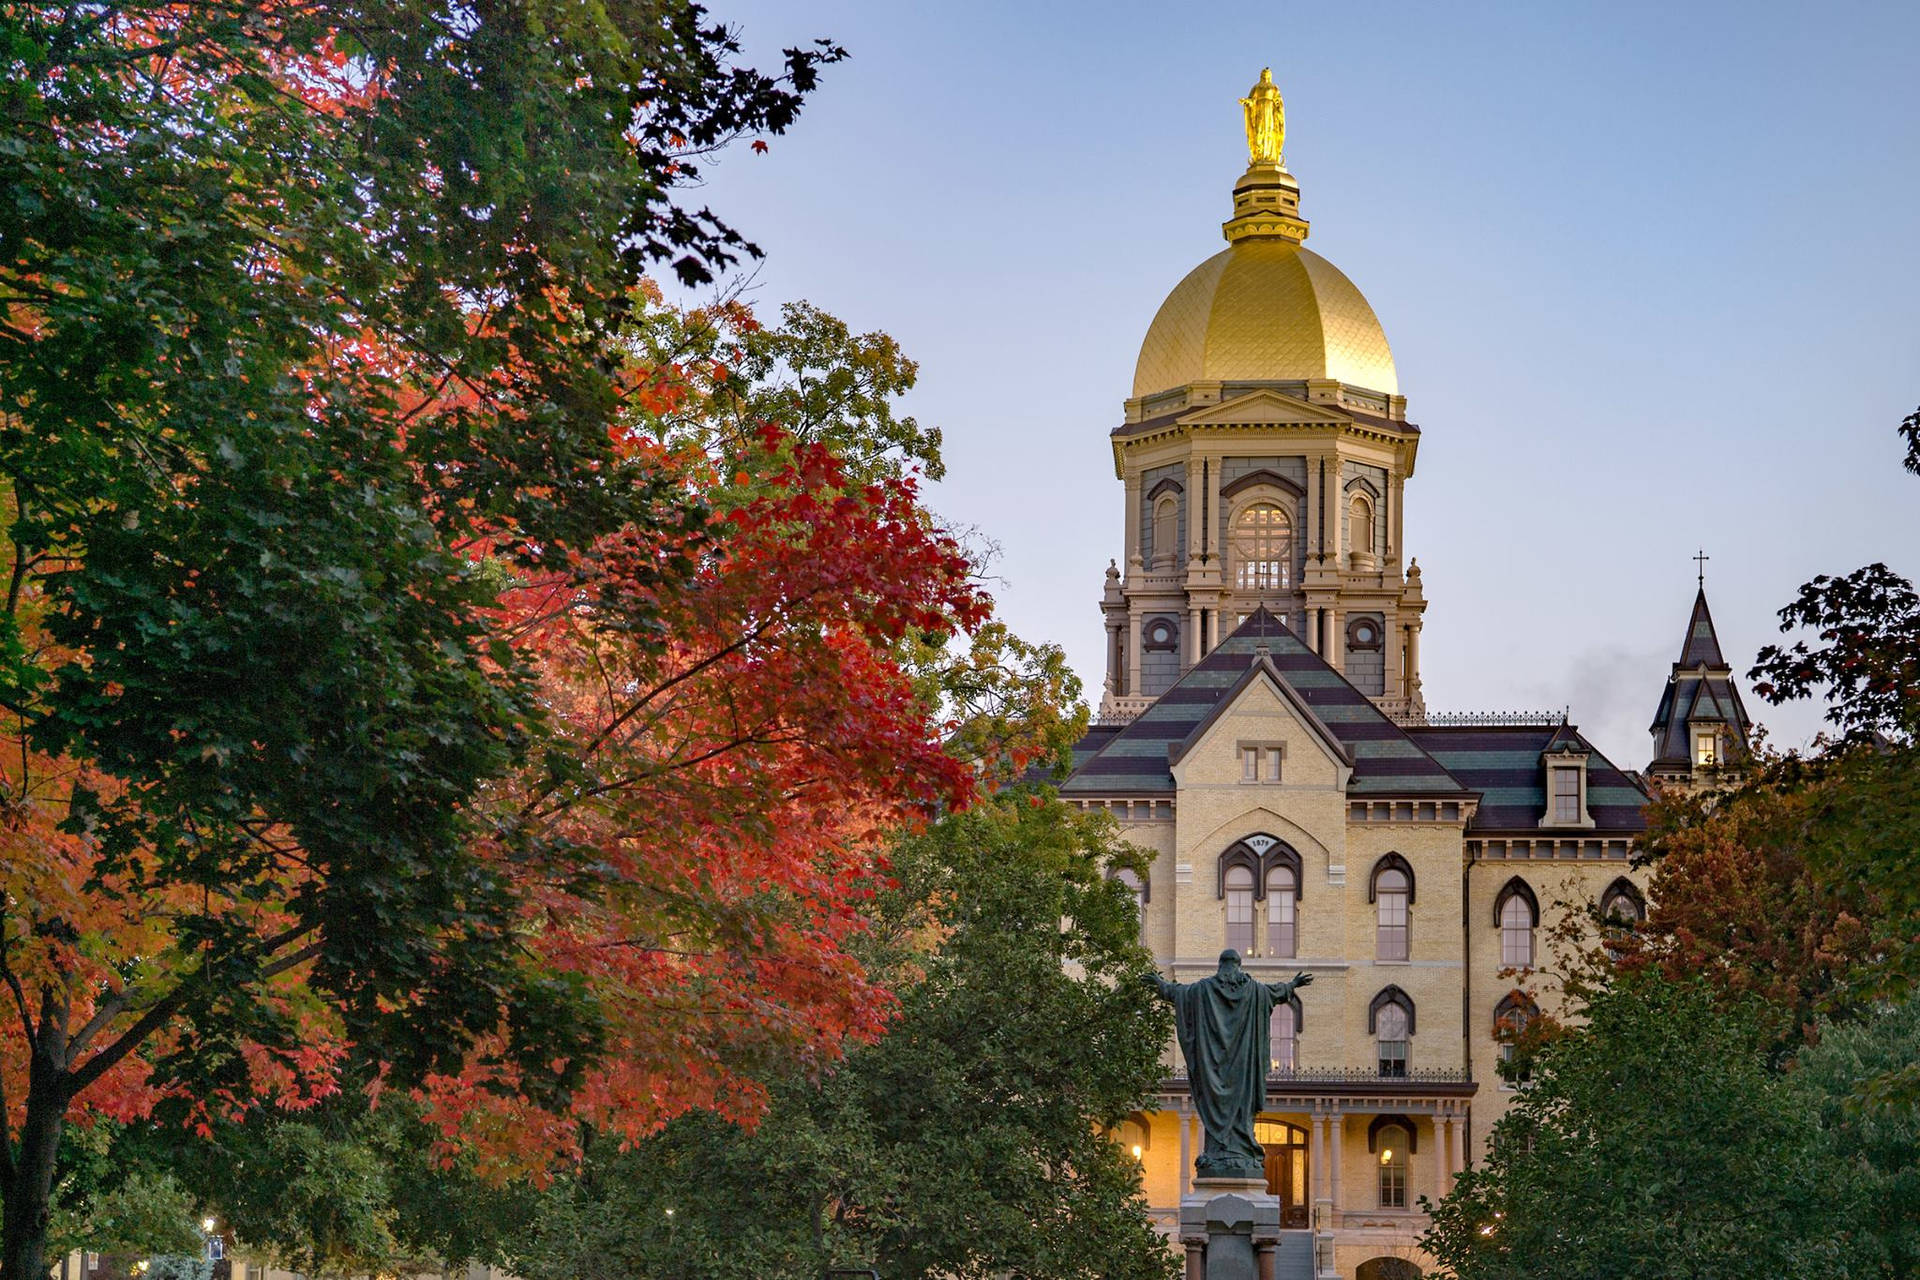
[1132,70,1397,402]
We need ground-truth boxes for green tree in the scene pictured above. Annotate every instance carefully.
[1795,1000,1920,1280]
[514,791,1178,1280]
[1422,970,1862,1280]
[0,5,841,1277]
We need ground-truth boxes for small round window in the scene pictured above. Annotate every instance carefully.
[1145,619,1178,650]
[1347,618,1382,651]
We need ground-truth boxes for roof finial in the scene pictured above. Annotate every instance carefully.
[1693,548,1710,589]
[1240,68,1285,168]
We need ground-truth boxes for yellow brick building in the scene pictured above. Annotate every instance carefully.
[1061,71,1747,1280]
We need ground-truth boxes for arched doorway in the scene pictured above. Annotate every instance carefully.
[1254,1118,1310,1228]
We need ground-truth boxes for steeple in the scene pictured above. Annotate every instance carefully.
[1648,571,1752,787]
[1675,587,1727,668]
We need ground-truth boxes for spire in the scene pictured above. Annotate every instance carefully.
[1676,587,1727,669]
[1223,68,1309,246]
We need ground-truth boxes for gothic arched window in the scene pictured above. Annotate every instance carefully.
[1225,865,1254,955]
[1494,990,1539,1087]
[1370,855,1414,962]
[1600,877,1646,924]
[1369,986,1415,1077]
[1266,864,1297,958]
[1231,503,1292,592]
[1494,877,1540,970]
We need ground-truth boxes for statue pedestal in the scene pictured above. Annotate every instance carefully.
[1179,1186,1281,1280]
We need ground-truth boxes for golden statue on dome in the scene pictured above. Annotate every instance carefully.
[1240,67,1285,167]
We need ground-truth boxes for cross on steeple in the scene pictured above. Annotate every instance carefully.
[1693,548,1710,588]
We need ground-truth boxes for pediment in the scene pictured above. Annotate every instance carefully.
[1168,657,1354,791]
[1175,388,1353,428]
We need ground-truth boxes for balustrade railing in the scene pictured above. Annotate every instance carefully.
[1167,1064,1473,1086]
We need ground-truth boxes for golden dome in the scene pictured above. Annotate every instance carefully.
[1132,237,1397,400]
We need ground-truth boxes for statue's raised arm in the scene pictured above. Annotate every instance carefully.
[1265,969,1314,1002]
[1142,970,1181,1003]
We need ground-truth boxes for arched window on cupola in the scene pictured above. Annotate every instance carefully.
[1152,494,1178,568]
[1231,503,1292,592]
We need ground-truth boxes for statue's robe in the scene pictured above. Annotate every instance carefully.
[1158,968,1281,1178]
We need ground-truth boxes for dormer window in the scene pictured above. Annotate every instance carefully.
[1540,738,1596,830]
[1694,730,1718,767]
[1552,767,1580,823]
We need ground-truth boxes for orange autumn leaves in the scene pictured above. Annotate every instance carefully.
[415,424,988,1171]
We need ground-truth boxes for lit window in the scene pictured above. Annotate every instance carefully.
[1377,1124,1410,1208]
[1232,503,1292,591]
[1270,1000,1297,1072]
[1375,867,1410,961]
[1226,865,1254,954]
[1552,767,1580,824]
[1500,893,1535,968]
[1695,731,1718,767]
[1376,1002,1409,1077]
[1266,865,1297,958]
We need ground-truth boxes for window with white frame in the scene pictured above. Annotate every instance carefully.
[1551,766,1581,823]
[1695,730,1718,767]
[1270,999,1297,1072]
[1375,866,1410,961]
[1266,864,1297,958]
[1500,893,1535,968]
[1240,744,1283,782]
[1225,865,1254,954]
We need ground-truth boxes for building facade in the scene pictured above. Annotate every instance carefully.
[1063,72,1752,1280]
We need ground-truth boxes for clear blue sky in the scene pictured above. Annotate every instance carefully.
[668,0,1920,769]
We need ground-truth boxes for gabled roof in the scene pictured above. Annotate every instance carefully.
[1062,608,1467,797]
[1676,587,1727,668]
[1408,724,1649,833]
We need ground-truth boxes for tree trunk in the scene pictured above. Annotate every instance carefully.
[2,1054,70,1280]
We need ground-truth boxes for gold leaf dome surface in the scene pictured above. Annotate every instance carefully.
[1132,237,1397,400]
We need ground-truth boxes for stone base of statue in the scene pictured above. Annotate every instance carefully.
[1178,1185,1282,1280]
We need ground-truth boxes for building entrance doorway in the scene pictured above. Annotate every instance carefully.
[1255,1118,1310,1228]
